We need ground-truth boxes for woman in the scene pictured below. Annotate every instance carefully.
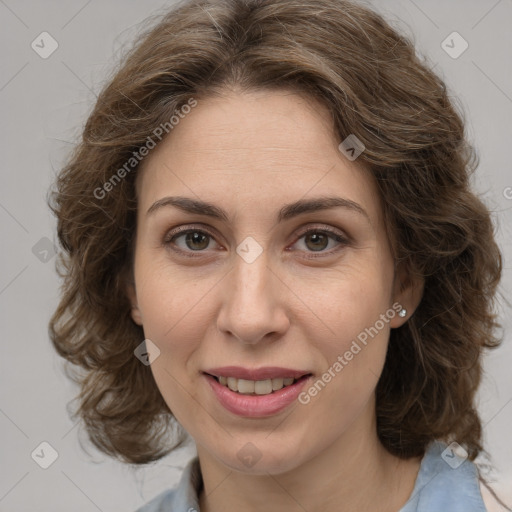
[49,0,507,510]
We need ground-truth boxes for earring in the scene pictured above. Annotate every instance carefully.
[398,308,407,318]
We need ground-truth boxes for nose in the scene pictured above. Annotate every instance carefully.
[216,250,290,345]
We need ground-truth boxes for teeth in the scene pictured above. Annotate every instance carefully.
[272,378,284,390]
[254,380,273,395]
[238,379,255,394]
[214,375,301,395]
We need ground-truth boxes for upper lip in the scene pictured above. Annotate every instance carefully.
[204,366,311,380]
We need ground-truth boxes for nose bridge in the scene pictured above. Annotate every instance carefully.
[217,245,288,344]
[231,246,273,314]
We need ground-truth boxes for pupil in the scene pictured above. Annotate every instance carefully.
[186,232,209,250]
[306,233,328,251]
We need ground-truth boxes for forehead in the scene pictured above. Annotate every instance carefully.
[136,89,383,227]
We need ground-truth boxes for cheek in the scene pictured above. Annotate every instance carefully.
[134,265,216,424]
[300,259,393,397]
[133,263,219,421]
[134,254,215,345]
[302,255,393,340]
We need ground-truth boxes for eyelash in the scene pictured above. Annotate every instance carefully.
[162,224,349,260]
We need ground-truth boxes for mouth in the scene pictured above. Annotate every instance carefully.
[202,366,312,396]
[202,368,313,417]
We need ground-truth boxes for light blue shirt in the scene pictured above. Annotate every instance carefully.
[135,441,487,511]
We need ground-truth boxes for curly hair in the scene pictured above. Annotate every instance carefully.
[49,0,502,465]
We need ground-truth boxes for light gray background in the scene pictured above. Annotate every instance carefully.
[1,1,511,511]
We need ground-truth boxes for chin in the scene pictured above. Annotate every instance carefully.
[212,440,306,476]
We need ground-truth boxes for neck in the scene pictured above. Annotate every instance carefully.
[197,404,421,512]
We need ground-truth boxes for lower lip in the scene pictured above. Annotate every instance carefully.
[204,374,311,418]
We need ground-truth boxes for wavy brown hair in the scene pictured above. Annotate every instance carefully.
[49,0,502,467]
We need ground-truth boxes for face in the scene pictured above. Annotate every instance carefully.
[129,89,418,475]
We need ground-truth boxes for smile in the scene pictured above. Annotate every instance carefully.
[202,367,313,417]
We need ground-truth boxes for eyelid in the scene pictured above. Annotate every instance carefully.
[163,223,219,243]
[293,224,349,242]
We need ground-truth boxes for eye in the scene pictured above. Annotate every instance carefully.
[163,226,222,256]
[290,226,348,257]
[163,224,348,259]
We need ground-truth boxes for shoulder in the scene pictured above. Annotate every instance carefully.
[400,441,488,512]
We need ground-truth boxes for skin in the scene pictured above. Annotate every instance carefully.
[128,87,424,512]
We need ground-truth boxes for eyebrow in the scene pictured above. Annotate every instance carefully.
[146,195,369,223]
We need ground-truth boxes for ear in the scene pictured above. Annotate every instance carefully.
[126,280,143,326]
[389,261,424,328]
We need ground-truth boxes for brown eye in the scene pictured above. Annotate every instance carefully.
[290,227,349,258]
[164,228,219,255]
[183,231,210,251]
[304,232,329,251]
